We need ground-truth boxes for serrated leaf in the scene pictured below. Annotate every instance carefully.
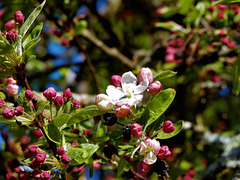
[68,148,89,165]
[153,71,177,81]
[67,105,105,126]
[18,88,26,106]
[23,22,43,48]
[139,88,176,129]
[50,114,70,128]
[20,0,46,38]
[156,120,184,139]
[44,124,61,144]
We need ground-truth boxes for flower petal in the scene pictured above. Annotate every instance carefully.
[128,94,143,106]
[106,85,125,101]
[134,80,149,94]
[143,151,157,165]
[121,71,137,88]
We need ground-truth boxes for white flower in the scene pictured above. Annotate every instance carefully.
[139,138,160,165]
[106,71,149,106]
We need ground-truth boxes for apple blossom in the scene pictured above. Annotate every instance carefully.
[162,120,175,133]
[115,102,131,118]
[139,138,160,165]
[96,94,114,111]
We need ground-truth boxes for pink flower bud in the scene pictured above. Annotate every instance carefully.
[71,100,80,109]
[165,53,175,62]
[162,120,175,133]
[137,67,153,84]
[227,41,235,48]
[20,135,31,151]
[6,77,17,85]
[40,171,50,180]
[63,88,72,101]
[217,4,228,10]
[6,84,19,96]
[93,161,101,170]
[14,11,24,24]
[33,130,43,139]
[72,128,80,134]
[158,145,172,159]
[18,171,28,180]
[232,5,239,15]
[2,107,14,119]
[6,30,17,41]
[29,158,40,169]
[61,153,71,165]
[115,103,131,118]
[218,29,226,36]
[25,90,33,100]
[61,39,69,46]
[7,158,20,171]
[57,147,66,156]
[4,20,15,31]
[43,87,57,101]
[148,81,162,95]
[83,129,91,136]
[217,11,224,19]
[6,172,16,180]
[138,161,151,176]
[110,75,122,87]
[14,106,23,116]
[0,98,4,108]
[27,144,38,154]
[131,123,143,138]
[35,151,46,163]
[53,96,64,106]
[166,46,177,54]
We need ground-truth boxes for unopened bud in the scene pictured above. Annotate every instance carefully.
[162,120,175,133]
[14,11,24,23]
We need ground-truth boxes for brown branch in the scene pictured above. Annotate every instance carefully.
[80,29,140,69]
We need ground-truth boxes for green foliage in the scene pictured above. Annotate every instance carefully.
[212,0,240,5]
[139,88,176,129]
[67,105,105,126]
[233,52,240,95]
[153,70,177,81]
[44,124,61,144]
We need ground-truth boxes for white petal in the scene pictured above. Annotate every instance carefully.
[106,85,125,101]
[128,95,143,106]
[143,151,157,165]
[134,80,149,94]
[121,71,137,89]
[97,100,114,111]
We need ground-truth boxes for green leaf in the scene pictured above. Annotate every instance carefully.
[153,71,177,81]
[139,88,176,129]
[23,22,43,47]
[233,52,240,95]
[23,38,41,54]
[0,70,10,79]
[68,148,89,165]
[44,124,61,144]
[67,105,105,126]
[155,21,189,33]
[36,101,49,115]
[0,40,14,55]
[20,0,46,38]
[17,88,26,106]
[118,145,134,150]
[148,115,165,133]
[0,116,16,124]
[156,120,184,139]
[96,121,107,138]
[75,20,88,35]
[179,0,194,15]
[117,158,128,177]
[50,114,70,128]
[68,144,98,165]
[212,0,240,5]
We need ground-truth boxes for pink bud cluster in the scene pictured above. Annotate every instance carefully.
[165,38,184,64]
[2,105,23,119]
[2,11,24,41]
[43,87,80,109]
[57,147,71,165]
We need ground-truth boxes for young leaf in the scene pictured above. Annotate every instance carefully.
[67,105,105,126]
[139,88,176,129]
[212,0,240,5]
[18,88,26,106]
[44,124,61,144]
[0,116,16,124]
[156,120,184,139]
[153,71,177,81]
[75,20,88,35]
[50,114,70,128]
[68,147,89,165]
[117,158,128,177]
[23,22,43,47]
[20,0,46,38]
